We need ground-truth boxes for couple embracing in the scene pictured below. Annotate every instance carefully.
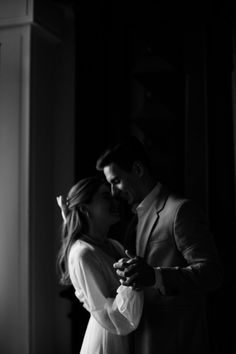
[57,136,222,354]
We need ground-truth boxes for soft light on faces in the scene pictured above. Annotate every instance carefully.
[103,163,143,209]
[86,183,120,242]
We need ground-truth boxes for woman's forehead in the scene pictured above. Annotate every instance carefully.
[91,184,111,202]
[96,183,111,195]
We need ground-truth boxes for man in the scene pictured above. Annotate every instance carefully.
[96,136,222,354]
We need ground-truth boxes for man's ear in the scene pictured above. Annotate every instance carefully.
[132,161,144,177]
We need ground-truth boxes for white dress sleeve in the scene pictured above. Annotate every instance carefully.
[68,243,143,335]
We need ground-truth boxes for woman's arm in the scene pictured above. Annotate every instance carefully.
[69,245,143,335]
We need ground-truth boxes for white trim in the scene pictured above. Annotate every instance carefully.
[18,26,31,354]
[0,0,33,27]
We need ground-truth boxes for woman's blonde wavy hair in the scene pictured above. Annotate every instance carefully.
[57,176,105,285]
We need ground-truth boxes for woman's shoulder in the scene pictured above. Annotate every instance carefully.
[69,240,97,264]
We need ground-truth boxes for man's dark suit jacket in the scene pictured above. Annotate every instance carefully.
[133,184,222,354]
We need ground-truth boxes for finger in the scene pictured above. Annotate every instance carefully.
[122,273,139,286]
[125,249,137,259]
[123,264,140,276]
[117,257,130,264]
[116,270,127,278]
[126,259,138,266]
[123,257,140,267]
[113,262,123,269]
[113,258,130,269]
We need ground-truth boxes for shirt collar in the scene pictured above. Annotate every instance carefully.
[136,182,162,216]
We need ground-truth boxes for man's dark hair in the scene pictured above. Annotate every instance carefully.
[96,136,152,172]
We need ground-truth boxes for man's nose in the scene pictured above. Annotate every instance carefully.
[111,185,119,196]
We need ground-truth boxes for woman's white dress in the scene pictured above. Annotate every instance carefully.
[68,236,143,354]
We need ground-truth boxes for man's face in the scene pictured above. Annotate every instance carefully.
[103,163,142,209]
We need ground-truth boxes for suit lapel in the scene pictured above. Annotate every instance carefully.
[137,185,169,258]
[137,209,159,257]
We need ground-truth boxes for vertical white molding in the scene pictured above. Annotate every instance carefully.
[0,28,29,354]
[0,2,75,353]
[18,26,30,354]
[0,0,33,25]
[0,26,30,354]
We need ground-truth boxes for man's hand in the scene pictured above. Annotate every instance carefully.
[113,250,155,289]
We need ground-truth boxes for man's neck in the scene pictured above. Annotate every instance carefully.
[142,177,158,199]
[131,177,158,213]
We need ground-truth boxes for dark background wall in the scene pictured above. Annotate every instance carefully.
[60,1,236,353]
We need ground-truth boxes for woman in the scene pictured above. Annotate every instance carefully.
[56,176,143,354]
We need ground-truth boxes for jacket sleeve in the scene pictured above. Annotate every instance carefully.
[154,200,223,296]
[69,246,143,335]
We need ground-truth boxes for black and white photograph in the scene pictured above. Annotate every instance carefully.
[0,1,235,353]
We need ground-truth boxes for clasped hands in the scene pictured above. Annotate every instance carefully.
[113,250,155,290]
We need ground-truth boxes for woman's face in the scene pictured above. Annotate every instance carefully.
[87,183,120,233]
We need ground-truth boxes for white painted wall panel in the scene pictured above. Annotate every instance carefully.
[0,26,30,354]
[0,0,32,25]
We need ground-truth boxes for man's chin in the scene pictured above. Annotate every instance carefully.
[121,195,137,210]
